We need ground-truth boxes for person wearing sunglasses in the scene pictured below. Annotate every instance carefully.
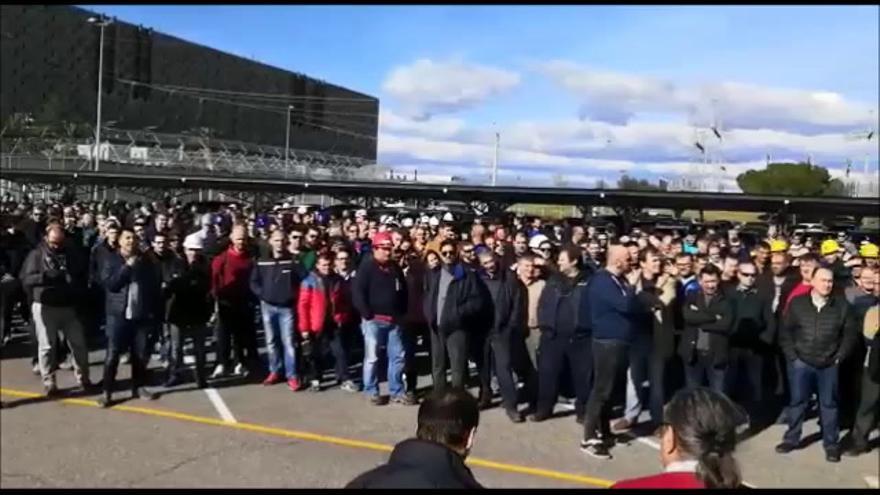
[726,261,775,429]
[423,239,487,394]
[612,387,746,489]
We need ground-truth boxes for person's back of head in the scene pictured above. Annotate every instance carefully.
[661,387,746,489]
[416,389,480,458]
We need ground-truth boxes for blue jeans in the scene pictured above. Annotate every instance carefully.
[684,351,726,394]
[624,332,652,422]
[260,302,297,379]
[783,358,839,449]
[361,319,405,397]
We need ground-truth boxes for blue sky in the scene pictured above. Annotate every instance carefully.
[82,5,879,189]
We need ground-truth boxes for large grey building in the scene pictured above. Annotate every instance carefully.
[0,5,379,160]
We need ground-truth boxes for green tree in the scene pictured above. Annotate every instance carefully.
[736,162,850,197]
[617,174,664,191]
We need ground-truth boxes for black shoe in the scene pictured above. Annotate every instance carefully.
[163,374,183,388]
[97,392,112,408]
[528,411,551,422]
[575,413,585,425]
[391,394,418,406]
[825,446,841,463]
[43,384,59,398]
[580,439,612,459]
[196,380,208,390]
[775,441,797,454]
[505,408,525,423]
[478,396,492,410]
[76,380,96,394]
[370,394,386,406]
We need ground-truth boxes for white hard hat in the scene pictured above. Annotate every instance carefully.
[296,206,309,215]
[429,217,440,227]
[401,218,414,228]
[529,234,549,249]
[282,202,292,210]
[183,233,204,251]
[442,212,454,222]
[355,209,368,218]
[420,215,430,224]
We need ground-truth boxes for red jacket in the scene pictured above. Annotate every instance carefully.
[612,472,704,489]
[211,247,253,302]
[297,272,352,334]
[783,282,811,315]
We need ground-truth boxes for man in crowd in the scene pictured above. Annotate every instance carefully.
[680,265,733,393]
[531,245,592,425]
[776,267,858,463]
[250,230,305,391]
[581,245,640,459]
[211,225,257,378]
[99,228,163,407]
[517,254,545,377]
[19,225,91,396]
[352,231,413,406]
[423,240,486,396]
[345,389,483,489]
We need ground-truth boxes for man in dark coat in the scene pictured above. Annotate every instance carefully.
[679,265,734,394]
[345,389,483,489]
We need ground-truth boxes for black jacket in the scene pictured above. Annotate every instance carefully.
[249,253,306,306]
[868,332,880,382]
[479,268,523,338]
[757,268,799,319]
[345,439,483,489]
[19,242,87,307]
[728,286,776,350]
[780,293,858,369]
[89,240,117,289]
[102,251,164,322]
[352,257,408,323]
[636,276,678,360]
[679,290,734,367]
[423,263,486,335]
[165,257,213,326]
[538,269,590,340]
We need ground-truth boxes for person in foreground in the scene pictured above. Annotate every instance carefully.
[345,389,483,489]
[612,387,746,489]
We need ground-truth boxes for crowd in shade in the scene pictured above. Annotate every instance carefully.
[0,195,878,487]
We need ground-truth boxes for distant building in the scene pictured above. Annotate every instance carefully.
[0,5,378,161]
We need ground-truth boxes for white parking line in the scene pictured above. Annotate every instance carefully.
[204,388,237,423]
[866,476,878,489]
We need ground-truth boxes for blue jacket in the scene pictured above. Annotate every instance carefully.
[102,251,164,322]
[249,253,306,306]
[537,270,590,339]
[584,269,642,342]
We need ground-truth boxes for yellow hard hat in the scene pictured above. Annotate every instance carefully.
[770,240,788,253]
[820,239,840,256]
[860,242,879,258]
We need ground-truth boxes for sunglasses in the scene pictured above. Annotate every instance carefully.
[461,249,474,255]
[440,251,455,256]
[739,272,756,277]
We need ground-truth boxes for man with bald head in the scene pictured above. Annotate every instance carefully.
[211,224,257,378]
[580,244,640,459]
[776,267,859,463]
[20,225,91,396]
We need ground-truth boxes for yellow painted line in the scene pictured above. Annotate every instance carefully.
[1,387,614,488]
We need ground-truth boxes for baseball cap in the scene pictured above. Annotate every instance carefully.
[860,242,879,258]
[820,239,840,256]
[372,231,392,248]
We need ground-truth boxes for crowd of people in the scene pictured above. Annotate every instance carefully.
[1,197,878,473]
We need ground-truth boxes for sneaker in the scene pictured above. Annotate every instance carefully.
[59,358,73,371]
[211,364,226,378]
[31,363,40,375]
[287,378,303,392]
[97,392,112,409]
[262,372,283,386]
[580,439,612,460]
[43,383,59,397]
[234,363,249,377]
[528,411,551,423]
[843,444,870,457]
[391,394,418,406]
[76,379,96,393]
[775,441,797,454]
[133,387,158,401]
[310,380,321,392]
[340,380,359,393]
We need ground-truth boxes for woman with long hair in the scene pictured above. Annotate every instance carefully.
[612,387,746,489]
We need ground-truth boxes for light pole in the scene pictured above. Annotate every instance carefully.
[491,122,499,186]
[88,15,112,174]
[285,105,293,170]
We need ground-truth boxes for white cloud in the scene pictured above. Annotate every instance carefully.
[537,60,878,133]
[382,59,520,119]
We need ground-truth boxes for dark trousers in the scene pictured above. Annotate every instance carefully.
[783,358,839,450]
[430,329,468,392]
[215,301,258,369]
[167,323,208,385]
[0,278,19,343]
[583,339,628,441]
[402,323,424,393]
[537,332,592,416]
[488,332,537,411]
[302,328,350,384]
[727,346,764,406]
[648,353,675,426]
[102,317,152,394]
[684,351,727,394]
[470,330,491,399]
[850,369,880,448]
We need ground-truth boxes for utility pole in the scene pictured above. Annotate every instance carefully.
[491,122,499,187]
[285,105,293,170]
[88,15,112,174]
